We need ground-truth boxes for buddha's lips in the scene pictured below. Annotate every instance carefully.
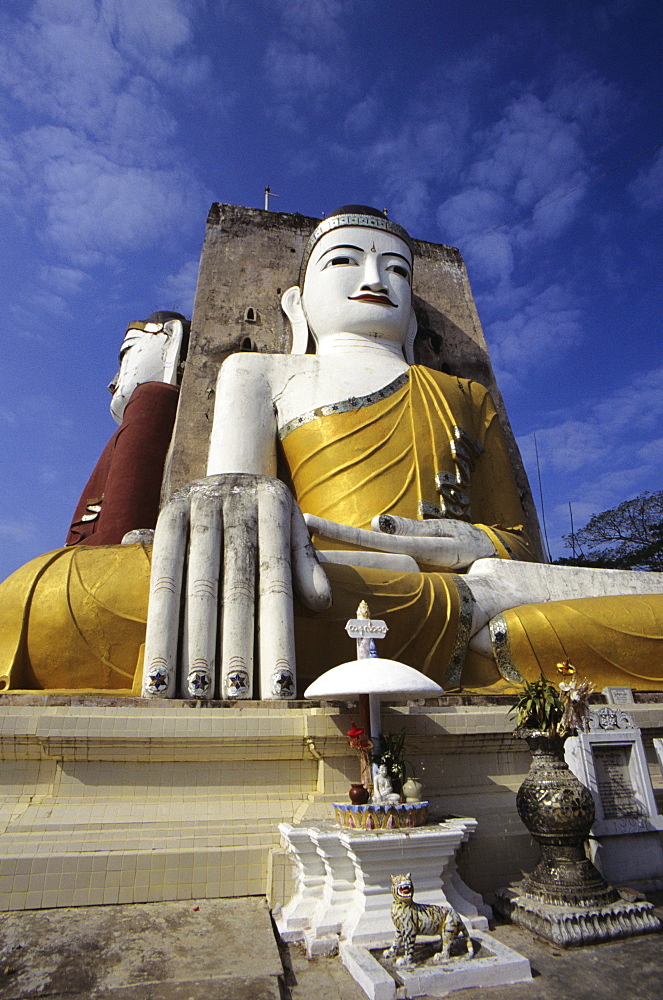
[348,293,398,307]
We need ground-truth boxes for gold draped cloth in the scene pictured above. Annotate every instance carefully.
[492,595,663,690]
[0,544,150,693]
[282,366,535,689]
[1,366,662,693]
[281,366,534,563]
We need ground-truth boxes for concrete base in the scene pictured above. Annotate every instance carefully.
[0,897,284,1000]
[494,884,662,947]
[590,832,663,894]
[0,698,661,913]
[276,820,492,956]
[340,931,532,1000]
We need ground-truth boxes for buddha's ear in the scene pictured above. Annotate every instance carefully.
[281,286,309,355]
[161,319,184,385]
[403,305,418,365]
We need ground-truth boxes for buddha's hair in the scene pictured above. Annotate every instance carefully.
[145,311,189,325]
[299,205,414,288]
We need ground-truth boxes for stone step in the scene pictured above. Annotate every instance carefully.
[0,897,283,1000]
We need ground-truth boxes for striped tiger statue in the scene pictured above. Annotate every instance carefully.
[383,873,474,967]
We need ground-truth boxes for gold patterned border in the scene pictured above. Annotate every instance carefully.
[490,614,524,684]
[278,372,409,440]
[442,575,475,689]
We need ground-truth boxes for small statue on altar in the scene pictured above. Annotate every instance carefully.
[372,764,402,806]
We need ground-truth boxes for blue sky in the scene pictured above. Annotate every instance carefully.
[1,0,662,579]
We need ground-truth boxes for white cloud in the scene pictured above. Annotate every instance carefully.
[437,188,510,241]
[264,38,339,130]
[265,40,335,98]
[629,147,663,212]
[519,365,663,551]
[157,259,200,316]
[439,91,589,253]
[464,232,515,288]
[273,0,351,46]
[523,367,663,477]
[262,0,356,129]
[424,76,626,388]
[0,518,40,546]
[547,70,622,134]
[20,125,201,255]
[486,283,583,382]
[0,120,25,210]
[0,2,125,131]
[0,0,209,263]
[362,117,461,232]
[39,265,90,296]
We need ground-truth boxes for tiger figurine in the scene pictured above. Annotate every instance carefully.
[383,873,474,967]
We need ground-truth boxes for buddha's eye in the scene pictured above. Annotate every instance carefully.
[387,264,411,282]
[323,255,358,268]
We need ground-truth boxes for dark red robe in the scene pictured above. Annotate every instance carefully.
[66,381,179,546]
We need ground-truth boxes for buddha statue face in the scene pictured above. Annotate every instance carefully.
[108,312,187,424]
[282,217,417,355]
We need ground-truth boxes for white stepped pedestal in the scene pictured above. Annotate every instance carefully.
[277,819,533,998]
[277,819,491,955]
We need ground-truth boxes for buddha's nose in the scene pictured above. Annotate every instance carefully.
[360,254,387,292]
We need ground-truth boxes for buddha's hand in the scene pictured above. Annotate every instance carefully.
[142,474,331,700]
[303,513,497,571]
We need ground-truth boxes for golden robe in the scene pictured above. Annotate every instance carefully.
[490,596,663,690]
[1,366,662,694]
[282,366,535,690]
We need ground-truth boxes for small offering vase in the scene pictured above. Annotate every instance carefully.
[402,777,423,803]
[348,782,370,805]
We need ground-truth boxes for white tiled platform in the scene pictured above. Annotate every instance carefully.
[0,702,323,910]
[0,699,661,912]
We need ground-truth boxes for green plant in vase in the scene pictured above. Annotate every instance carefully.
[510,660,594,738]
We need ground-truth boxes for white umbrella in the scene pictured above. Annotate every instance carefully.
[306,658,442,801]
[304,658,443,699]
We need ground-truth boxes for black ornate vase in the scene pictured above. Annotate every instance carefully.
[515,730,619,908]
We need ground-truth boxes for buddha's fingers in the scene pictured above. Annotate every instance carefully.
[372,515,497,566]
[304,513,487,570]
[258,483,296,699]
[181,494,223,699]
[304,514,413,554]
[372,514,431,536]
[220,487,257,699]
[292,507,332,612]
[143,499,190,697]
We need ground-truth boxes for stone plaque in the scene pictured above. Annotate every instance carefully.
[602,686,634,705]
[593,744,643,819]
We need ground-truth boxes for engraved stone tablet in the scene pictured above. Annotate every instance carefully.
[593,744,643,819]
[602,686,634,705]
[565,718,663,886]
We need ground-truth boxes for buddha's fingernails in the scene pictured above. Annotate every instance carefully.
[378,515,397,534]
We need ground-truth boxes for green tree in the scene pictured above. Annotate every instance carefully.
[561,490,663,571]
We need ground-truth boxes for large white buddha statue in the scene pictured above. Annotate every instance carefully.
[1,206,662,696]
[142,206,663,700]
